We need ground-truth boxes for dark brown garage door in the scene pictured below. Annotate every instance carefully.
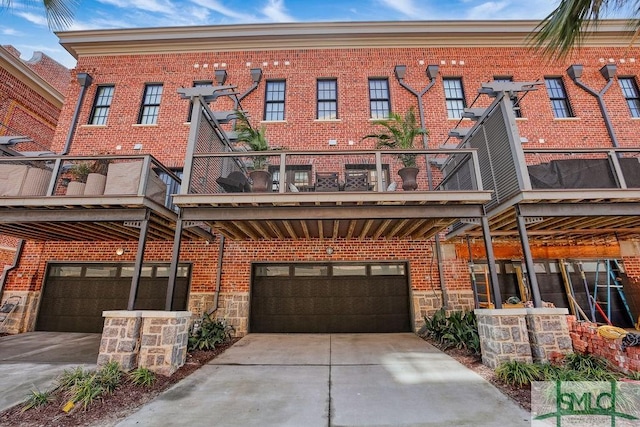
[36,263,191,333]
[250,263,410,333]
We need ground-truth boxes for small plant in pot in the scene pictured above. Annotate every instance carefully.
[66,161,92,195]
[234,109,272,192]
[363,107,428,190]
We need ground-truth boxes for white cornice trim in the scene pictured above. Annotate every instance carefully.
[56,20,637,59]
[0,46,64,107]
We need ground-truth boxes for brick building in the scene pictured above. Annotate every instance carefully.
[1,20,639,344]
[0,45,69,282]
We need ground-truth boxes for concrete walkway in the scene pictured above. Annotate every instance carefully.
[0,332,100,411]
[117,333,531,427]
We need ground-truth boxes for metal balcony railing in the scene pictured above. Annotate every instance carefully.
[0,154,181,211]
[182,148,483,196]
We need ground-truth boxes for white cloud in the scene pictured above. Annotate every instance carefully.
[1,27,21,36]
[377,0,430,19]
[465,1,508,20]
[189,0,257,21]
[96,0,177,14]
[16,11,47,26]
[262,0,294,22]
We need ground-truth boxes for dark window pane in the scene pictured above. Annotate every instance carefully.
[264,81,286,120]
[138,84,163,124]
[89,85,114,125]
[545,78,573,118]
[619,77,640,118]
[369,78,390,118]
[443,78,466,119]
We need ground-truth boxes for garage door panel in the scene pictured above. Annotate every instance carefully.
[37,263,190,333]
[251,263,410,333]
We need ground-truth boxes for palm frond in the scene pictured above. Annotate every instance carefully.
[43,0,77,30]
[531,0,640,59]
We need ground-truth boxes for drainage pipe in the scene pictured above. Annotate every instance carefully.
[0,239,25,299]
[61,72,93,155]
[570,76,618,148]
[207,235,225,315]
[395,73,450,308]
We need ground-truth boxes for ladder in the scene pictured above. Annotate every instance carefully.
[593,260,634,326]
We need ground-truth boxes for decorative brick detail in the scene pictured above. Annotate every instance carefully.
[475,309,532,369]
[98,311,142,371]
[525,308,573,363]
[567,316,640,373]
[138,311,191,376]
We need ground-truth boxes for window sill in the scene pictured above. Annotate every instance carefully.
[314,119,341,122]
[260,120,287,124]
[447,117,472,121]
[132,123,158,127]
[80,124,108,128]
[515,117,528,121]
[552,117,580,121]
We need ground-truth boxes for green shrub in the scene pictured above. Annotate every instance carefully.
[423,308,481,355]
[96,361,122,394]
[496,360,541,387]
[69,375,103,410]
[57,366,91,390]
[129,367,156,387]
[563,353,609,372]
[21,387,52,412]
[188,315,234,351]
[625,371,640,381]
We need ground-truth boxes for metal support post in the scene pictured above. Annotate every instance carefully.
[166,217,184,310]
[127,216,149,311]
[515,206,542,307]
[480,215,502,308]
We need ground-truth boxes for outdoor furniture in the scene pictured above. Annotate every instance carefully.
[217,171,251,192]
[314,172,340,192]
[343,170,369,191]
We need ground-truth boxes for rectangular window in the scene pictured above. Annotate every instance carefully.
[545,77,573,118]
[317,79,337,119]
[264,80,286,121]
[369,78,390,119]
[444,78,466,119]
[619,77,640,117]
[187,81,213,122]
[88,85,114,125]
[493,76,522,117]
[138,83,163,125]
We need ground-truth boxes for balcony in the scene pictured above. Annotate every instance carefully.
[172,148,492,240]
[0,154,208,241]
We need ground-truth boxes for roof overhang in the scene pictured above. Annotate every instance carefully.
[56,20,638,59]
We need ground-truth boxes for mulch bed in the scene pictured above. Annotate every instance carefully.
[0,339,239,427]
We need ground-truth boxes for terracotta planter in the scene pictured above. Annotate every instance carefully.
[84,173,107,195]
[249,170,272,192]
[66,181,86,195]
[398,167,419,191]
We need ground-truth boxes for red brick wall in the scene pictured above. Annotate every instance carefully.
[52,46,640,165]
[567,316,640,373]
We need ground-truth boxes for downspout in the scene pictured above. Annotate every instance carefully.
[207,235,225,315]
[394,65,450,308]
[0,239,25,298]
[61,72,93,155]
[567,64,619,148]
[234,68,263,109]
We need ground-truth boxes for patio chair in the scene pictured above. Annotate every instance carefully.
[0,296,21,332]
[216,171,251,192]
[314,172,340,192]
[343,170,369,191]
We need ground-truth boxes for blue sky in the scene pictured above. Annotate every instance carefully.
[0,0,568,69]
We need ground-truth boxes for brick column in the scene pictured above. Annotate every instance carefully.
[138,311,191,376]
[475,308,532,369]
[98,311,142,371]
[525,308,573,363]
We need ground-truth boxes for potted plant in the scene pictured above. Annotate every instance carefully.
[234,109,272,192]
[66,161,92,195]
[363,107,428,190]
[84,157,110,195]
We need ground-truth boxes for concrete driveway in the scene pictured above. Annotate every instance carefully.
[0,332,100,411]
[118,333,531,427]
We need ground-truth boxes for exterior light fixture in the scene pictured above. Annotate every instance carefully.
[394,65,407,80]
[250,68,263,83]
[214,69,227,85]
[600,64,617,80]
[426,64,440,80]
[566,64,584,81]
[115,248,125,256]
[326,247,334,255]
